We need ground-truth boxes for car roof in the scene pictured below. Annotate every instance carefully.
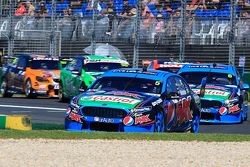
[102,68,178,80]
[178,63,236,75]
[16,54,59,60]
[74,55,129,64]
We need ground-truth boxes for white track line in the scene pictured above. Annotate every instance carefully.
[0,105,65,111]
[47,110,65,113]
[11,111,32,113]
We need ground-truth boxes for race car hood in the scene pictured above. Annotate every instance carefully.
[191,84,235,101]
[29,69,60,79]
[73,90,160,111]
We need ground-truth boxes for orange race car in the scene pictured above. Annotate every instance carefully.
[0,54,60,98]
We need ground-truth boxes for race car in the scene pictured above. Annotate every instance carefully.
[146,60,189,73]
[0,54,60,98]
[65,68,201,133]
[178,63,249,123]
[59,55,129,101]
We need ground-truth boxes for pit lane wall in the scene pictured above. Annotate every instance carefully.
[0,115,32,130]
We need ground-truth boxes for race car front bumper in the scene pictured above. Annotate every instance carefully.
[64,116,155,132]
[200,108,242,123]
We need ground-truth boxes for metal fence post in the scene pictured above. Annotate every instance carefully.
[0,0,2,16]
[229,0,236,65]
[179,0,186,61]
[50,0,56,57]
[133,0,141,68]
[91,0,98,55]
[8,0,14,57]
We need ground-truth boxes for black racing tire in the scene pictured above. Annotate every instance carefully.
[58,82,67,102]
[154,111,165,133]
[190,110,200,133]
[25,79,36,98]
[0,79,13,98]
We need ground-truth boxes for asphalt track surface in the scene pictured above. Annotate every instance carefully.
[0,96,249,134]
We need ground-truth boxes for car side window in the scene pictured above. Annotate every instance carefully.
[174,77,188,96]
[166,77,178,94]
[17,58,26,69]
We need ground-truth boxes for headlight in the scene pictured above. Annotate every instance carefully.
[36,76,49,82]
[130,106,152,113]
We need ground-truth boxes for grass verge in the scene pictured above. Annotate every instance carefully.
[0,123,249,142]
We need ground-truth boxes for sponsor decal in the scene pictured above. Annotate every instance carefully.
[105,91,140,98]
[130,106,152,112]
[228,104,241,114]
[193,89,230,96]
[90,95,140,104]
[135,114,151,125]
[123,116,134,126]
[189,65,210,68]
[159,64,182,68]
[152,98,163,106]
[205,85,226,90]
[84,59,128,64]
[112,69,155,75]
[219,107,228,115]
[69,113,82,123]
[228,74,233,78]
[94,117,114,123]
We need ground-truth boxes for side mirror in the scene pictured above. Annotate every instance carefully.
[242,83,249,90]
[199,77,207,98]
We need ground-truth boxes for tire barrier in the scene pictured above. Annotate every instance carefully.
[0,115,32,130]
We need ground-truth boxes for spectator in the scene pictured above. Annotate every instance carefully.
[120,0,133,17]
[154,12,165,33]
[143,11,154,29]
[26,1,35,16]
[15,2,26,16]
[106,0,116,35]
[36,1,49,16]
[85,0,104,15]
[186,0,206,11]
[63,7,73,16]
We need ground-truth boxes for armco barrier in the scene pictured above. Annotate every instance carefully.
[0,115,32,130]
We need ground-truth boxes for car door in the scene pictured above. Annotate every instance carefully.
[165,76,179,131]
[14,57,27,90]
[174,76,192,129]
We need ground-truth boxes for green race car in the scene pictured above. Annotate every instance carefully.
[59,55,129,101]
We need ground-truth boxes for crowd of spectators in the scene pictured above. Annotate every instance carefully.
[11,0,250,18]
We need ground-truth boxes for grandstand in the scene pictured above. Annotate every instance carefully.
[0,0,250,71]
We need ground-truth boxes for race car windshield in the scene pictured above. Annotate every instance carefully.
[90,77,162,94]
[30,60,59,70]
[156,67,180,73]
[84,63,123,72]
[180,72,237,85]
